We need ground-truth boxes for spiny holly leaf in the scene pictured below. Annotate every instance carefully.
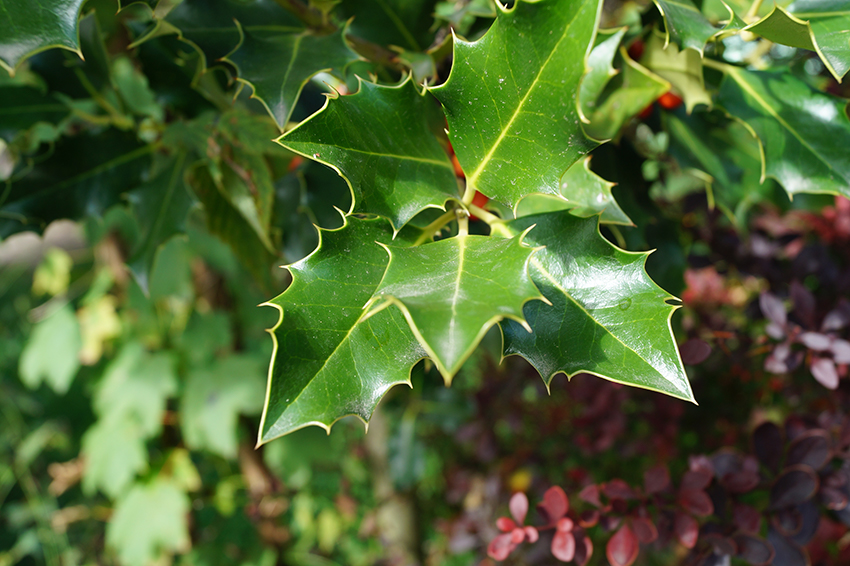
[259,216,426,444]
[584,49,669,141]
[0,0,87,74]
[717,67,850,198]
[372,233,543,382]
[225,25,360,130]
[0,130,152,239]
[746,0,850,81]
[431,0,602,209]
[341,0,439,51]
[641,33,711,113]
[499,211,694,402]
[277,79,458,232]
[127,154,194,292]
[515,157,632,225]
[654,0,745,55]
[579,28,627,122]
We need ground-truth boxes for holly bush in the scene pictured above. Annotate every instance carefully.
[2,0,850,564]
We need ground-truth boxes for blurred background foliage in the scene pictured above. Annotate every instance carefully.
[3,0,850,565]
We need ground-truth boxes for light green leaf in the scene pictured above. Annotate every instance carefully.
[641,33,711,113]
[746,0,850,81]
[431,0,602,209]
[372,233,543,382]
[81,415,148,498]
[259,216,426,443]
[500,211,694,402]
[19,304,81,394]
[579,28,627,121]
[182,355,265,458]
[584,49,670,141]
[717,66,850,197]
[278,79,458,232]
[106,478,191,566]
[93,343,178,437]
[0,0,87,74]
[127,154,194,292]
[516,157,632,225]
[225,25,360,129]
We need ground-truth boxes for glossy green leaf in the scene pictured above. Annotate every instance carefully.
[515,157,632,225]
[0,0,86,74]
[641,33,711,113]
[106,479,190,566]
[127,154,194,291]
[0,130,152,239]
[81,416,148,498]
[717,67,850,198]
[431,0,601,208]
[340,0,439,51]
[278,79,458,231]
[499,211,694,402]
[18,304,81,394]
[584,49,670,141]
[372,233,543,382]
[259,216,426,443]
[0,86,69,144]
[225,26,360,129]
[653,0,718,54]
[746,0,850,81]
[579,28,627,121]
[182,355,265,458]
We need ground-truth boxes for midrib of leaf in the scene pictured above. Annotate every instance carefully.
[727,68,844,180]
[279,34,303,102]
[26,145,154,197]
[530,256,669,378]
[465,4,585,190]
[0,104,66,115]
[449,235,466,338]
[144,153,187,250]
[374,0,420,51]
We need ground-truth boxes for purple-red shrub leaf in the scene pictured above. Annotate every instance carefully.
[631,517,658,543]
[766,528,809,566]
[678,489,714,516]
[602,479,636,500]
[510,527,525,544]
[786,430,831,470]
[680,338,711,365]
[733,503,763,534]
[674,512,699,549]
[790,281,816,328]
[820,486,849,509]
[644,464,671,494]
[524,526,539,543]
[689,455,714,475]
[831,338,850,363]
[770,467,819,509]
[579,509,599,528]
[488,533,517,561]
[753,421,784,474]
[538,485,569,524]
[822,301,850,331]
[811,356,839,389]
[681,469,713,491]
[733,534,775,566]
[712,450,744,477]
[574,531,593,566]
[722,470,761,493]
[551,530,576,562]
[760,293,787,329]
[509,492,528,524]
[496,517,516,532]
[556,517,574,532]
[799,332,831,351]
[579,484,602,507]
[606,525,639,566]
[702,532,738,556]
[772,507,803,537]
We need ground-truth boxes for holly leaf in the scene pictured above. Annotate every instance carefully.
[277,79,458,232]
[259,216,426,444]
[431,0,601,209]
[225,25,360,129]
[746,0,850,82]
[0,130,152,239]
[584,49,670,141]
[717,67,850,198]
[0,0,87,74]
[106,478,190,566]
[515,157,633,225]
[340,0,439,51]
[499,211,694,402]
[641,33,711,113]
[182,355,265,458]
[127,154,194,292]
[0,86,69,147]
[18,304,81,394]
[372,233,543,382]
[579,28,627,121]
[653,0,719,54]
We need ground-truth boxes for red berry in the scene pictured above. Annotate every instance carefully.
[638,103,654,120]
[469,190,490,221]
[451,154,464,178]
[627,39,645,61]
[287,155,303,172]
[658,91,683,110]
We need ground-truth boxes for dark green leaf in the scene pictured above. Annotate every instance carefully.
[373,232,543,382]
[431,0,601,209]
[0,86,69,144]
[717,67,850,198]
[259,216,425,443]
[500,211,694,402]
[0,0,87,74]
[340,0,439,51]
[225,25,360,129]
[278,79,458,231]
[653,0,719,54]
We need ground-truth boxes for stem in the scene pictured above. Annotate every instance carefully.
[467,203,502,225]
[457,214,468,236]
[745,0,765,21]
[413,209,457,245]
[461,182,476,205]
[702,58,735,73]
